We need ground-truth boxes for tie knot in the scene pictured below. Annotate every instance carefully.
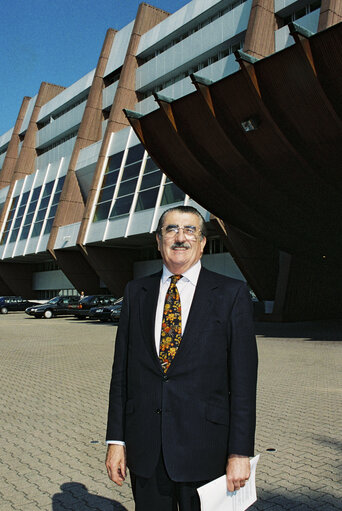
[171,274,182,284]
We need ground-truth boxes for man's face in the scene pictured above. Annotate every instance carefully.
[156,211,206,274]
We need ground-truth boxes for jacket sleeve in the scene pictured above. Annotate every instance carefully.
[106,283,130,441]
[228,283,258,456]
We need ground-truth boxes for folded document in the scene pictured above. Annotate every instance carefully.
[197,454,260,511]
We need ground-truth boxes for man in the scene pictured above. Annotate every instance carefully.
[106,206,258,510]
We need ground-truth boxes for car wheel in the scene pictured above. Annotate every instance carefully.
[44,310,53,319]
[0,306,8,314]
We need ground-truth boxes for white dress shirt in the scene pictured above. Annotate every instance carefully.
[107,261,202,445]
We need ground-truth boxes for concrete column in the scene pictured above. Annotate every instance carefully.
[318,0,342,31]
[77,3,170,245]
[47,28,117,255]
[243,0,275,58]
[0,97,30,188]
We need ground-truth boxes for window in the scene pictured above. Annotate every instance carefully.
[161,182,185,206]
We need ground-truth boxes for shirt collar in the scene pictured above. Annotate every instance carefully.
[162,260,202,286]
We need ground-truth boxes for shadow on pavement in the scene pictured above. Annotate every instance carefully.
[255,320,342,341]
[52,482,128,510]
[250,490,341,510]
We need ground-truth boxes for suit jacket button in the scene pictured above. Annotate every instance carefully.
[163,375,169,382]
[155,408,162,414]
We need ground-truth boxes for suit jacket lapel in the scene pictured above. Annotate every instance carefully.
[139,271,163,371]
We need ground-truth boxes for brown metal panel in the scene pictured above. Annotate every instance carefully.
[253,42,342,191]
[309,22,342,119]
[164,91,332,254]
[137,106,307,254]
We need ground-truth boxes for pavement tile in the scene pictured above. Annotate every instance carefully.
[1,314,341,510]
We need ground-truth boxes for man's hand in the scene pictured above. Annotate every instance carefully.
[226,454,250,492]
[105,444,127,486]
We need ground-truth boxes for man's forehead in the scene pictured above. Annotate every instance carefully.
[163,211,200,226]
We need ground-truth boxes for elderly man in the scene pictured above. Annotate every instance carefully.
[106,205,258,511]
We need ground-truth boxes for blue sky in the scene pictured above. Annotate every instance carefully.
[0,0,189,135]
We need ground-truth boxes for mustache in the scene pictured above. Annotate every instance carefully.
[171,241,191,249]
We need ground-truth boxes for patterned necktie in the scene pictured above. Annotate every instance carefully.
[159,275,182,372]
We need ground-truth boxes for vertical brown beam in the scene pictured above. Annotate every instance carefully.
[0,82,65,233]
[77,3,170,246]
[318,0,342,31]
[13,82,65,183]
[47,28,117,255]
[0,97,31,189]
[243,0,275,58]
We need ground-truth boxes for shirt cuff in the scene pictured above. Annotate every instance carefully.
[106,440,126,446]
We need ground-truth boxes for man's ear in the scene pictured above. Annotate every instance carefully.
[200,236,206,253]
[156,233,161,252]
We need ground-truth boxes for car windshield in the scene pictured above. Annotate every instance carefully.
[48,297,60,304]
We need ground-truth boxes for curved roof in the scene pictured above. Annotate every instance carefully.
[127,22,342,264]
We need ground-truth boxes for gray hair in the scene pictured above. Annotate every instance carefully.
[156,206,207,239]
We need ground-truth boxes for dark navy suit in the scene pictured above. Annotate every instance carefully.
[106,267,258,483]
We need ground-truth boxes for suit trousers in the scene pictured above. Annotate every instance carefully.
[130,451,209,511]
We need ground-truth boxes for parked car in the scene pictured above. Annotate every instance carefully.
[0,296,40,314]
[70,295,118,319]
[89,297,123,322]
[25,296,80,319]
[110,298,123,323]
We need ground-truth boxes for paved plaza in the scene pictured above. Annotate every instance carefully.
[0,313,341,510]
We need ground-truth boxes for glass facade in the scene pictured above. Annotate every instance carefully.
[94,144,167,223]
[0,196,19,245]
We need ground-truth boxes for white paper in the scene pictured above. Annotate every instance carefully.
[197,454,260,511]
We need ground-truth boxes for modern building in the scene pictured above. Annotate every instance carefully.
[0,0,341,320]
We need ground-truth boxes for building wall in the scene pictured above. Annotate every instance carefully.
[0,0,333,300]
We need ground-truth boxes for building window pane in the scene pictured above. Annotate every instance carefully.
[98,185,116,203]
[32,221,44,237]
[140,170,162,191]
[110,195,133,217]
[93,201,111,222]
[39,196,50,209]
[24,212,35,225]
[14,217,23,229]
[52,191,62,205]
[20,191,30,207]
[48,204,58,219]
[42,181,54,197]
[20,225,31,240]
[145,158,159,172]
[36,208,48,221]
[161,183,185,206]
[9,228,19,243]
[102,170,119,188]
[117,178,138,198]
[125,145,145,165]
[31,187,42,201]
[55,176,65,193]
[44,218,54,235]
[122,161,142,181]
[135,188,159,212]
[108,151,124,172]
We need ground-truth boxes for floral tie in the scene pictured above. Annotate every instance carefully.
[159,275,182,372]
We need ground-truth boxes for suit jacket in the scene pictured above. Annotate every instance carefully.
[106,266,258,482]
